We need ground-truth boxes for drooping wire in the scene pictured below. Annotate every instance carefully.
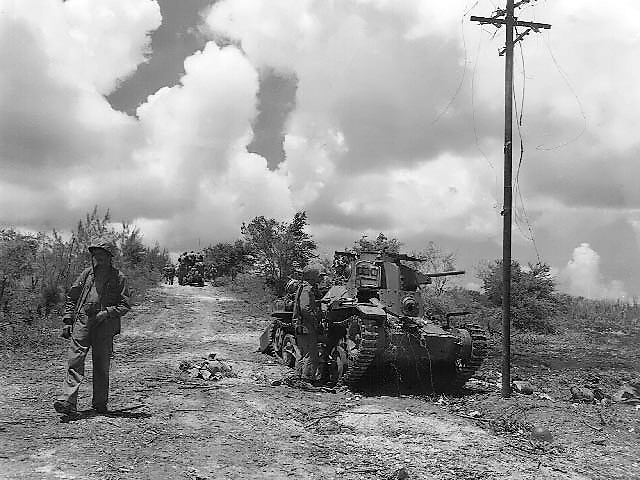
[536,31,587,151]
[470,24,501,209]
[511,36,541,263]
[430,2,482,126]
[429,6,476,125]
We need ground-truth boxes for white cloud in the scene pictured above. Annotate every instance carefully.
[558,243,626,300]
[3,0,640,295]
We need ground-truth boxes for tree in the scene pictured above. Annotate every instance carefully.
[203,240,249,280]
[409,241,457,296]
[119,224,145,267]
[477,260,559,332]
[352,233,402,254]
[241,211,317,294]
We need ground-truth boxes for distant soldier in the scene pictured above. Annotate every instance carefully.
[163,264,176,285]
[177,252,188,285]
[54,238,131,415]
[292,264,325,384]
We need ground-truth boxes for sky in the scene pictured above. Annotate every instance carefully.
[1,0,640,300]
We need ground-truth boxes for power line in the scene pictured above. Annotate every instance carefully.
[471,0,550,399]
[536,32,587,151]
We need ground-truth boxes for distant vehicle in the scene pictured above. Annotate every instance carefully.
[261,250,487,391]
[177,251,205,287]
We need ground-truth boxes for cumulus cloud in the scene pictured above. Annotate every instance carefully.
[0,0,292,248]
[206,0,503,248]
[0,0,159,224]
[558,243,626,300]
[3,0,640,296]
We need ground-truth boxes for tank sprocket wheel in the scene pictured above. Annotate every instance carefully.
[451,323,488,390]
[341,315,379,387]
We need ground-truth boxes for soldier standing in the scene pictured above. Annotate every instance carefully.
[163,264,176,285]
[53,238,131,415]
[292,264,325,384]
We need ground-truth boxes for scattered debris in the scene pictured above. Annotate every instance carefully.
[582,420,603,432]
[530,426,553,443]
[179,357,237,381]
[280,375,337,393]
[389,466,410,480]
[612,382,640,405]
[533,392,553,401]
[512,381,534,395]
[570,386,597,404]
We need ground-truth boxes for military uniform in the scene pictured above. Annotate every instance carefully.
[163,265,176,285]
[293,278,321,382]
[54,240,130,414]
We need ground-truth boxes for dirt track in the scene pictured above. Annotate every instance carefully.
[0,282,636,479]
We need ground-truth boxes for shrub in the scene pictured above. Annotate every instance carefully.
[476,260,559,333]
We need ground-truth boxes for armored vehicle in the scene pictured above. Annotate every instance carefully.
[321,251,487,390]
[177,251,205,287]
[262,251,487,391]
[260,279,300,367]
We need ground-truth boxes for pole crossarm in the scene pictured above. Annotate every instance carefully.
[470,16,551,31]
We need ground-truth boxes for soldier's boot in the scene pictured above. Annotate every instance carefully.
[53,400,77,415]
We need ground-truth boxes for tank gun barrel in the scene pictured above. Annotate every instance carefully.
[424,270,465,278]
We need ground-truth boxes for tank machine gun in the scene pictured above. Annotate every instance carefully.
[261,250,488,391]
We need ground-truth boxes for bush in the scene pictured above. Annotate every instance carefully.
[0,207,169,337]
[477,260,559,333]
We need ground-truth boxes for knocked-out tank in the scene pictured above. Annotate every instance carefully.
[260,251,487,391]
[321,251,487,390]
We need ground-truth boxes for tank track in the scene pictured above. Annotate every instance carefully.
[342,315,379,388]
[451,323,488,390]
[265,321,278,356]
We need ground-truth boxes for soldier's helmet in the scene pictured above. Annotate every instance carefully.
[302,263,326,284]
[88,237,116,257]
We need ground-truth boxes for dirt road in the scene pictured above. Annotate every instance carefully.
[0,281,634,479]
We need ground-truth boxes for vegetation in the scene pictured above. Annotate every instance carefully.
[3,209,637,344]
[351,233,402,254]
[0,206,170,335]
[476,260,560,333]
[241,211,317,295]
[202,240,250,281]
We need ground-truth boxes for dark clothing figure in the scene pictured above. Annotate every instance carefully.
[293,280,321,382]
[55,242,130,415]
[163,265,176,285]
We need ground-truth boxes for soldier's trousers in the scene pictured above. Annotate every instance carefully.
[296,328,319,382]
[58,314,114,409]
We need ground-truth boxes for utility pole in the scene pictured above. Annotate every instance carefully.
[471,1,550,398]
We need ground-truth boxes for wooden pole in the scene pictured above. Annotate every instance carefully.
[471,2,550,399]
[501,0,515,398]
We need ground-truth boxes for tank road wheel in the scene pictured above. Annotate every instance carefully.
[451,323,488,390]
[281,334,299,368]
[341,315,379,388]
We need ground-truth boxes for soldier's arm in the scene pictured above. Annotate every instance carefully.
[105,273,131,319]
[61,269,89,324]
[299,287,318,318]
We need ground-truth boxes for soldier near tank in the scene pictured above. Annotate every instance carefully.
[162,264,176,285]
[292,264,326,384]
[53,238,131,415]
[177,252,188,285]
